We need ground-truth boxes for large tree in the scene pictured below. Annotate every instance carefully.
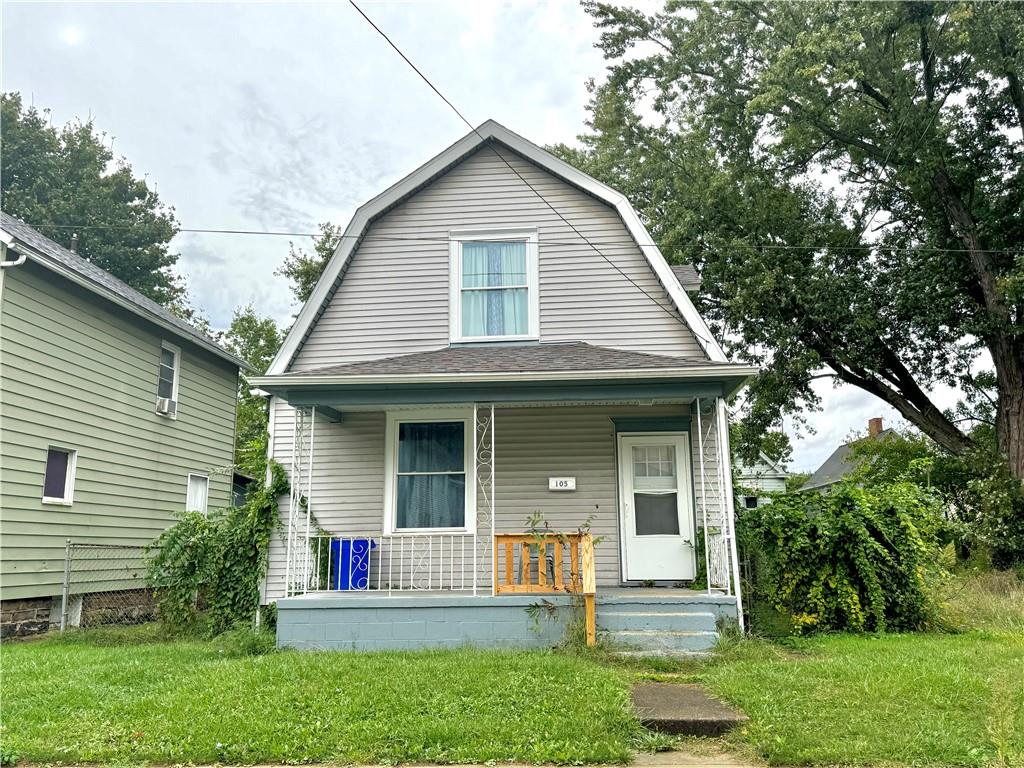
[1,92,183,304]
[222,305,283,475]
[276,221,343,306]
[562,2,1023,483]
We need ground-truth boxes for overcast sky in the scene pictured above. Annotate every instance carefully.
[4,0,955,472]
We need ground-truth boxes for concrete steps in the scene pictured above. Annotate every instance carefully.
[596,594,728,653]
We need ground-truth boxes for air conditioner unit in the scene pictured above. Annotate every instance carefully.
[156,397,177,416]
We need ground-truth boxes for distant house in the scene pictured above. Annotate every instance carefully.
[735,451,789,509]
[802,417,893,492]
[0,213,246,636]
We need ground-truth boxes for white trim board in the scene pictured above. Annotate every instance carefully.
[267,120,727,375]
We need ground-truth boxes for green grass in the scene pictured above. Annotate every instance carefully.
[0,627,638,765]
[609,570,1024,767]
[703,631,1024,767]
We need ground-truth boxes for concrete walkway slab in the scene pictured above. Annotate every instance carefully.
[632,683,748,736]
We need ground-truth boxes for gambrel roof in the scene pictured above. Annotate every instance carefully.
[267,120,726,375]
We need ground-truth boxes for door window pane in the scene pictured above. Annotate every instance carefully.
[634,492,681,535]
[632,445,677,491]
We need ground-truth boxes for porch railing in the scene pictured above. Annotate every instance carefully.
[493,532,596,646]
[307,533,479,594]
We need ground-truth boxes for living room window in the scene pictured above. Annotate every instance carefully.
[384,410,474,533]
[449,228,538,342]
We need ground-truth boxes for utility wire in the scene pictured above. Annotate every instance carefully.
[27,223,1020,257]
[346,0,707,342]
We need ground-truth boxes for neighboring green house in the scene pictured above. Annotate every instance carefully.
[0,212,245,636]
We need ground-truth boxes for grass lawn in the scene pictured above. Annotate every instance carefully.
[621,570,1024,767]
[1,627,639,765]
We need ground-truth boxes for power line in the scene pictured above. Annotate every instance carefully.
[346,0,706,342]
[25,222,1020,256]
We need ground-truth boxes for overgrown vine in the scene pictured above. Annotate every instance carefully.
[146,460,289,635]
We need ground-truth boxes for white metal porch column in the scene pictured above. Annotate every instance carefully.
[474,402,496,596]
[284,405,316,597]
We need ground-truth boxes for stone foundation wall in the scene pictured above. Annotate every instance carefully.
[80,589,157,627]
[0,597,54,638]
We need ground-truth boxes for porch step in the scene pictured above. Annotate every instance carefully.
[607,629,719,653]
[598,610,718,633]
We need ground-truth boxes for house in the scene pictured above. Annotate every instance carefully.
[802,417,893,491]
[0,213,246,637]
[735,451,789,509]
[249,121,758,653]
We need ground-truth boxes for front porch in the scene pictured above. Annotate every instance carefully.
[252,343,755,651]
[276,587,737,652]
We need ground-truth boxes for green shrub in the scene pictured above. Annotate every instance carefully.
[146,461,288,635]
[216,623,279,656]
[738,482,946,633]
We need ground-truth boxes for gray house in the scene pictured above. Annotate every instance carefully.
[0,213,245,636]
[803,417,893,492]
[735,451,789,510]
[250,122,756,653]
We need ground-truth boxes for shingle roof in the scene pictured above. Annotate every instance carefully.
[671,264,700,291]
[285,342,739,378]
[802,429,896,490]
[0,212,245,369]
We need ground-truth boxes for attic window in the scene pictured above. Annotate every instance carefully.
[449,228,538,342]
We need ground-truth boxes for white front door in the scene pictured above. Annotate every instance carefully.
[617,433,696,581]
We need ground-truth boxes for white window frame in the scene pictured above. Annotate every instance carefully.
[157,341,181,418]
[186,472,210,514]
[449,227,539,343]
[41,445,78,506]
[383,408,477,535]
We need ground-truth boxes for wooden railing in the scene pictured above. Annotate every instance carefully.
[493,532,596,646]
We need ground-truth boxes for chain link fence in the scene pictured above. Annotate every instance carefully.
[60,541,158,631]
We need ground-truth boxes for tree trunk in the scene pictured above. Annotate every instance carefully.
[995,344,1024,481]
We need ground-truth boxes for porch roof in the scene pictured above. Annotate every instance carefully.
[250,342,757,408]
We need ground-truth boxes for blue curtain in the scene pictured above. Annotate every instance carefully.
[396,422,466,528]
[461,241,528,337]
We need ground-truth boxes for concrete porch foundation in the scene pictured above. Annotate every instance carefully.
[276,589,737,652]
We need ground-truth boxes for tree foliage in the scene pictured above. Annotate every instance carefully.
[561,2,1023,485]
[222,305,282,476]
[147,461,288,635]
[1,92,183,304]
[738,482,947,633]
[276,221,343,306]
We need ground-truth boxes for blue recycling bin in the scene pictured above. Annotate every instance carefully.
[330,538,377,590]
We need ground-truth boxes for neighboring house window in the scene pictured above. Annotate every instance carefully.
[744,496,758,509]
[449,229,538,342]
[42,446,77,505]
[157,341,180,416]
[384,411,474,533]
[186,473,209,514]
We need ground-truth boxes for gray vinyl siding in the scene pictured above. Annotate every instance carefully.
[0,261,238,599]
[292,145,704,371]
[264,400,728,599]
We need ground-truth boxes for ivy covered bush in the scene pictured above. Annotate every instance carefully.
[738,482,946,633]
[147,461,288,635]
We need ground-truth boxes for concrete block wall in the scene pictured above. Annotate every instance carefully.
[277,594,573,651]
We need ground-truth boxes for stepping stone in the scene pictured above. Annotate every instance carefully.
[631,682,748,736]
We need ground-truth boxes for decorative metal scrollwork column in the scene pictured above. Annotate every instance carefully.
[474,402,495,596]
[284,405,315,596]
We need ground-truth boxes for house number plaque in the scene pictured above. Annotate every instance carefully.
[548,477,576,491]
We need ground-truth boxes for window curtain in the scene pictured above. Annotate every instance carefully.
[396,422,466,528]
[461,241,528,337]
